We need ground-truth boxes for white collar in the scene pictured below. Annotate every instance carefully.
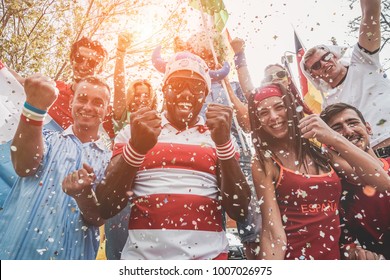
[62,125,107,151]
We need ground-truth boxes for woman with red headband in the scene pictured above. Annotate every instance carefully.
[248,84,390,260]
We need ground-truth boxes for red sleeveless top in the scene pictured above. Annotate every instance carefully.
[274,161,342,259]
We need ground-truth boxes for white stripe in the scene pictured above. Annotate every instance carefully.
[121,229,228,260]
[133,168,219,199]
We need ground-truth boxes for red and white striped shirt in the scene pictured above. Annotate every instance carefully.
[112,114,239,259]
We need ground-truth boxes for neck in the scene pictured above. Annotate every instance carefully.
[329,65,348,88]
[165,112,199,131]
[72,125,99,143]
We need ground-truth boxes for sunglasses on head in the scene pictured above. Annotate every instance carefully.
[73,53,100,69]
[307,52,334,72]
[263,70,287,83]
[164,78,207,95]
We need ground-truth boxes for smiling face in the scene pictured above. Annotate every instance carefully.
[128,83,152,112]
[256,96,289,140]
[304,48,345,87]
[71,80,110,137]
[326,108,372,151]
[71,46,104,81]
[163,71,207,129]
[263,65,289,88]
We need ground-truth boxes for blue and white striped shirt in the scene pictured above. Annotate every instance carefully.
[0,126,111,260]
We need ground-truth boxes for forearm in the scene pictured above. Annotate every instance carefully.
[260,233,286,260]
[74,189,105,227]
[359,0,381,51]
[224,81,251,132]
[234,52,255,99]
[219,159,251,222]
[113,51,127,120]
[95,155,138,219]
[331,135,390,191]
[11,121,44,176]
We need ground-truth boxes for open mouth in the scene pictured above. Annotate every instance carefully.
[177,101,193,111]
[348,135,363,146]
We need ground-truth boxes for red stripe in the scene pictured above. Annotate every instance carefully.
[0,61,4,69]
[129,194,223,232]
[20,114,44,126]
[113,142,218,175]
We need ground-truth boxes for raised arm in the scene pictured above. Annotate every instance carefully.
[299,114,390,192]
[358,0,381,52]
[96,107,161,219]
[223,77,251,133]
[252,157,286,260]
[11,73,58,177]
[205,103,251,222]
[230,38,255,99]
[113,32,133,121]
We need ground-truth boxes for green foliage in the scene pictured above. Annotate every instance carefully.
[0,0,187,81]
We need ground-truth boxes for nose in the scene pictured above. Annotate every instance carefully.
[341,124,354,138]
[269,109,280,121]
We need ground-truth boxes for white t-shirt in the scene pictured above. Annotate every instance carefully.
[325,44,390,147]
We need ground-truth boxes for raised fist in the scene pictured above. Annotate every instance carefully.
[205,103,233,145]
[129,107,162,154]
[24,73,59,111]
[230,37,246,54]
[117,31,133,52]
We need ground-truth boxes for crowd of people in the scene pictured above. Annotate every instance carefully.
[0,0,389,260]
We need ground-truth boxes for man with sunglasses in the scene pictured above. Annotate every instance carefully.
[302,0,390,158]
[96,51,251,260]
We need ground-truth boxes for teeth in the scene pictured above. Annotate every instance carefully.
[177,102,192,109]
[271,123,283,128]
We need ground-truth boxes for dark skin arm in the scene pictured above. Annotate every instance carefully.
[96,107,161,219]
[206,103,250,221]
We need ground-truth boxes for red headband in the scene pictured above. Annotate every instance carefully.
[254,85,283,102]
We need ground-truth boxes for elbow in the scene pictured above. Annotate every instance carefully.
[14,164,37,177]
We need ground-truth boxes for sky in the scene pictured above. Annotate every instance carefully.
[223,0,365,86]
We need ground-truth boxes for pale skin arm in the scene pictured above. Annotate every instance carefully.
[342,246,384,260]
[96,107,162,219]
[230,38,255,100]
[11,74,58,176]
[300,114,390,192]
[358,0,381,52]
[206,103,251,221]
[252,157,287,260]
[62,163,105,226]
[223,77,251,133]
[113,32,133,120]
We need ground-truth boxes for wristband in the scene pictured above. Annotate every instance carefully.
[21,102,47,126]
[216,139,236,160]
[122,142,146,168]
[24,101,47,115]
[233,51,247,70]
[20,114,44,126]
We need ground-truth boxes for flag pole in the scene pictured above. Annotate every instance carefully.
[196,0,249,156]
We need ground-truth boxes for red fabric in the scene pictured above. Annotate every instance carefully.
[254,85,282,102]
[339,157,390,259]
[129,193,223,231]
[49,80,116,139]
[275,162,342,260]
[20,115,44,126]
[113,142,218,176]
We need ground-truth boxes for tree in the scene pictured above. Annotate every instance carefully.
[347,0,390,70]
[0,0,188,82]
